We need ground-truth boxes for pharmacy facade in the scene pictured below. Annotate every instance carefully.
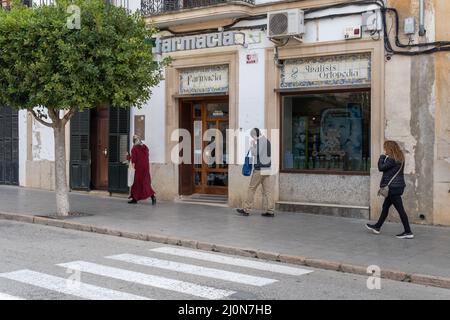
[3,0,450,226]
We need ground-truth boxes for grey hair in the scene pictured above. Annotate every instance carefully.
[133,135,143,145]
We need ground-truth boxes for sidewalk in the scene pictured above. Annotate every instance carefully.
[1,185,450,286]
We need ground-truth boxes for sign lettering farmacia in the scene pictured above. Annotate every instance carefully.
[153,32,238,54]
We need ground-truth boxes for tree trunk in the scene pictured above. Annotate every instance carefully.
[54,125,70,216]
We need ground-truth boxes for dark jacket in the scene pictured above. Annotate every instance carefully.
[251,136,271,170]
[378,155,406,190]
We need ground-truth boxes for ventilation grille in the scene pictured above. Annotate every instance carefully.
[269,12,289,37]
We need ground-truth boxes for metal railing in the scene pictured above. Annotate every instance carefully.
[141,0,255,16]
[16,0,129,8]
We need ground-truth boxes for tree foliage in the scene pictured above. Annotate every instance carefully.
[0,0,168,124]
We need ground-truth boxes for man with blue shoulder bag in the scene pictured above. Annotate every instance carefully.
[236,128,275,217]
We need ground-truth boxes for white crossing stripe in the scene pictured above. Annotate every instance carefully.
[0,270,149,300]
[58,261,234,299]
[0,292,25,300]
[107,253,278,286]
[150,247,313,276]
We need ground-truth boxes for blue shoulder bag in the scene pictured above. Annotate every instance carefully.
[242,150,253,176]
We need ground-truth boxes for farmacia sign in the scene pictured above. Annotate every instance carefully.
[153,32,239,54]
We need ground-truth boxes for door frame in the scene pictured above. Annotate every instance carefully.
[178,96,229,196]
[70,106,130,193]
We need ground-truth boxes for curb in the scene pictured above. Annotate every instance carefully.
[1,211,450,290]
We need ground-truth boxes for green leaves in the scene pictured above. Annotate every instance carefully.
[0,0,167,113]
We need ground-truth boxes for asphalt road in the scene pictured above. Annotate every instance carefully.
[0,220,449,300]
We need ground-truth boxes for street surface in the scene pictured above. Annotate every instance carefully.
[1,220,449,300]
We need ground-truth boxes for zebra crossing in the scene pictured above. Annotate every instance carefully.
[0,246,313,300]
[0,293,25,300]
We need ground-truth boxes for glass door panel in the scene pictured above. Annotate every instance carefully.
[206,103,228,118]
[191,100,229,195]
[219,121,228,169]
[207,172,228,187]
[194,120,202,169]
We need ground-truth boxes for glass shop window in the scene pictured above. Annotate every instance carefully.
[282,90,371,173]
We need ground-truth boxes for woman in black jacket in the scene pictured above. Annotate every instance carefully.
[366,140,414,239]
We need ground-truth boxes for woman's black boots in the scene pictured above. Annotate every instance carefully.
[151,195,156,205]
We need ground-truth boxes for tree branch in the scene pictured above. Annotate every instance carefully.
[62,106,78,126]
[47,108,58,121]
[47,108,62,128]
[29,109,54,128]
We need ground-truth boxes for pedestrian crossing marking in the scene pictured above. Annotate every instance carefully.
[0,270,149,300]
[58,261,235,299]
[0,292,25,300]
[150,247,314,276]
[107,253,278,286]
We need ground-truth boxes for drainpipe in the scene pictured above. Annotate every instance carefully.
[419,0,426,36]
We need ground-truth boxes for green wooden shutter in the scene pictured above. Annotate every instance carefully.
[0,106,19,185]
[70,109,91,190]
[108,107,130,193]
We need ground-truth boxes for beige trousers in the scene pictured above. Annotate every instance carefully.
[243,169,275,213]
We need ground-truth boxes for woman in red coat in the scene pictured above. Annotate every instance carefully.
[127,135,156,205]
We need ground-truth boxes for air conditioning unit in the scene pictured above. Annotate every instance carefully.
[267,9,305,39]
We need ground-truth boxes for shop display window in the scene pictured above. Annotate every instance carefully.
[281,90,371,173]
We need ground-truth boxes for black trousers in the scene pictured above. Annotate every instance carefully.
[375,193,412,233]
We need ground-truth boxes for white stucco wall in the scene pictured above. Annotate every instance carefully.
[131,80,166,164]
[32,120,54,161]
[238,32,267,132]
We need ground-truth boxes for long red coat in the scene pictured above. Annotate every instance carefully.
[127,144,155,201]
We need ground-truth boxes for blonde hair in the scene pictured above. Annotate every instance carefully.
[384,140,405,163]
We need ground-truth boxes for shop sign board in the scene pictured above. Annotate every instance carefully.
[281,53,371,88]
[153,31,263,54]
[155,32,235,54]
[179,65,229,95]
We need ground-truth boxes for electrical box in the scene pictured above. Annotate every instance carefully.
[404,17,415,35]
[362,11,382,31]
[344,26,362,40]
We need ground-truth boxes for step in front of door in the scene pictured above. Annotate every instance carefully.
[178,194,229,207]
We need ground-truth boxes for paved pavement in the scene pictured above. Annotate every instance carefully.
[1,185,450,281]
[1,220,450,300]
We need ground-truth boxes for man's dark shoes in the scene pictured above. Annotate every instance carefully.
[261,212,275,217]
[236,209,249,216]
[128,199,137,204]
